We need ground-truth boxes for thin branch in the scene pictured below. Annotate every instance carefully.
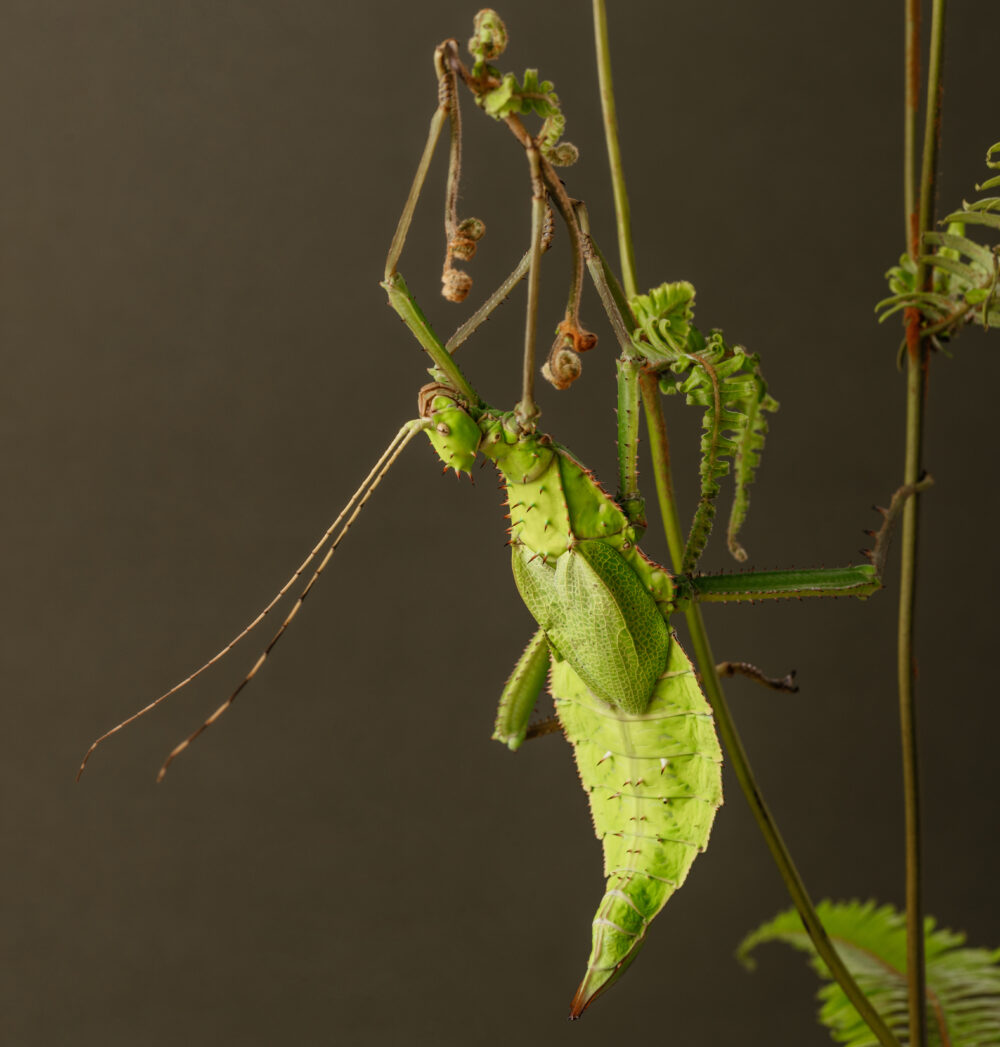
[592,0,639,299]
[898,1,946,1042]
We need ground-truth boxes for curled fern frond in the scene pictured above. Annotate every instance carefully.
[738,899,1000,1046]
[467,9,508,65]
[630,281,696,364]
[878,142,1000,347]
[630,283,778,571]
[477,68,578,166]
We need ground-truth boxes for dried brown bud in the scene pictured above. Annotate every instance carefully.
[557,318,598,353]
[450,236,477,262]
[442,266,473,303]
[542,348,582,390]
[456,217,485,242]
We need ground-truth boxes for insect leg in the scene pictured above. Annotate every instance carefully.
[444,205,554,356]
[383,43,456,283]
[715,661,798,693]
[492,627,551,751]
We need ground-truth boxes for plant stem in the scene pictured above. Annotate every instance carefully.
[899,0,946,1041]
[640,382,902,1047]
[898,351,926,1047]
[592,7,900,1042]
[592,0,638,300]
[904,0,920,250]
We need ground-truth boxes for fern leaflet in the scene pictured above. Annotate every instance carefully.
[878,142,1000,348]
[738,899,1000,1046]
[629,283,778,572]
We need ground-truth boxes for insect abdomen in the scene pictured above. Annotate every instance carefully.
[553,632,723,1018]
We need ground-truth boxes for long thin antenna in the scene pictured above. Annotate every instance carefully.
[77,419,425,781]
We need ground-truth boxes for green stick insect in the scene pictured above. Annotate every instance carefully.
[78,11,921,1020]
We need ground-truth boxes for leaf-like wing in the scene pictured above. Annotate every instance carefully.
[554,540,670,716]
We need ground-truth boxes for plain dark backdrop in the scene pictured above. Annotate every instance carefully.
[2,2,998,1044]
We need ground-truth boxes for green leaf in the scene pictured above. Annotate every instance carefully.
[878,146,1000,345]
[923,231,994,273]
[631,288,778,570]
[629,281,696,364]
[738,900,1000,1046]
[943,209,1000,233]
[481,72,518,117]
[964,196,1000,214]
[477,66,577,164]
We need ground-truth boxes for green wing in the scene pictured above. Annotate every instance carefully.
[511,540,669,715]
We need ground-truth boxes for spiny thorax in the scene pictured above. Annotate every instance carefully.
[477,412,674,608]
[421,393,674,605]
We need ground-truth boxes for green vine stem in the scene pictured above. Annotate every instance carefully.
[898,0,947,1042]
[591,0,638,300]
[592,3,901,1043]
[904,0,920,248]
[638,382,902,1047]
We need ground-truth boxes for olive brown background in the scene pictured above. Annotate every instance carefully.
[2,2,999,1044]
